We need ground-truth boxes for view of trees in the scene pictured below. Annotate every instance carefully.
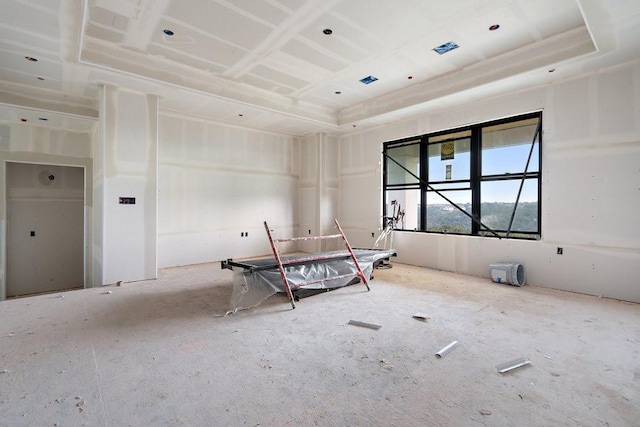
[423,202,538,238]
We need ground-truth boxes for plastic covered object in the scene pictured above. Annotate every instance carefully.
[225,249,395,314]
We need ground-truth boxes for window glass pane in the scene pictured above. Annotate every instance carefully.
[385,142,420,185]
[426,190,471,234]
[427,137,470,182]
[482,118,540,175]
[385,190,420,230]
[481,179,538,232]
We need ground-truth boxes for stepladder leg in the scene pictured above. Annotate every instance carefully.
[286,284,296,309]
[334,218,370,292]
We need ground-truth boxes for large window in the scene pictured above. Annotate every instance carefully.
[383,112,541,239]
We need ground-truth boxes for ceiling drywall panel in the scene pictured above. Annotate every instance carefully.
[0,0,638,136]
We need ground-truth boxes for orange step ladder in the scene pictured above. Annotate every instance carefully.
[263,219,370,309]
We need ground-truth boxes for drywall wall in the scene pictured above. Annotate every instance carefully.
[299,133,340,253]
[6,162,84,297]
[0,124,93,300]
[157,113,299,267]
[338,60,640,302]
[97,86,158,284]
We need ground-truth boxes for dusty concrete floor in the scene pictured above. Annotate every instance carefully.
[1,262,639,426]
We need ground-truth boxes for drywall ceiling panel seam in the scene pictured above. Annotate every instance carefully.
[0,88,97,115]
[146,36,239,71]
[0,97,98,120]
[261,51,334,83]
[94,0,138,20]
[213,0,285,28]
[0,25,61,54]
[222,0,342,78]
[0,34,61,62]
[78,39,338,126]
[337,26,596,125]
[248,64,310,90]
[60,0,94,98]
[0,81,96,107]
[577,0,618,54]
[510,1,543,42]
[2,1,60,37]
[121,0,172,51]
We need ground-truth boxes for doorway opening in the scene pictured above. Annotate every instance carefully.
[6,162,85,297]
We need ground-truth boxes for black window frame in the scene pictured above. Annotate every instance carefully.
[382,112,542,240]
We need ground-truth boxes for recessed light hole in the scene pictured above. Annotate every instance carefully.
[548,68,556,73]
[25,56,38,62]
[407,76,413,80]
[20,118,27,122]
[163,29,174,36]
[323,28,333,35]
[489,24,500,31]
[38,117,48,121]
[37,77,45,81]
[335,91,342,95]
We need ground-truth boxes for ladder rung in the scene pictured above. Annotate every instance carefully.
[280,252,350,266]
[274,234,342,243]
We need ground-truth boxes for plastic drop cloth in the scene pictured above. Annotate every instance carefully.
[226,249,395,314]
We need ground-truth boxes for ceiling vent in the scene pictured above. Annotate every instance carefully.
[433,41,459,55]
[359,75,378,85]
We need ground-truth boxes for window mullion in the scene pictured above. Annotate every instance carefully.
[471,127,481,235]
[420,136,428,231]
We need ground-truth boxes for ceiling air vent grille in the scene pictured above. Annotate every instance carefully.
[359,75,378,85]
[433,41,459,55]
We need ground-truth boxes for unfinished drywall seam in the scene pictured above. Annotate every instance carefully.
[100,86,158,284]
[317,133,324,252]
[145,93,159,280]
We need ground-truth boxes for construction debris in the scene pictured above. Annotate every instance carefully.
[435,341,459,358]
[348,320,382,330]
[496,357,531,373]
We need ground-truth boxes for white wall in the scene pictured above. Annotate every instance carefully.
[157,113,300,267]
[298,133,340,253]
[338,60,640,303]
[97,86,158,285]
[0,124,93,300]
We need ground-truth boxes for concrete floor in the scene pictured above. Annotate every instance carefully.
[1,262,639,426]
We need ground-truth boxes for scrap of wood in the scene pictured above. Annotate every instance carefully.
[348,320,381,330]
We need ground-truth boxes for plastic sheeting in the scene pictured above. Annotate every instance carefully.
[225,249,395,314]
